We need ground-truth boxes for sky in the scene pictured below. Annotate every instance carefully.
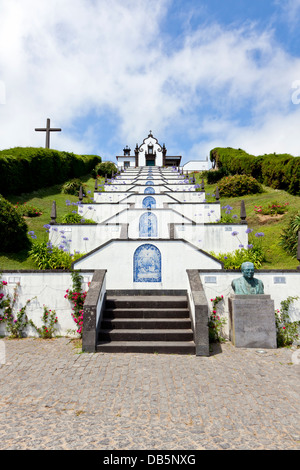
[1,0,300,165]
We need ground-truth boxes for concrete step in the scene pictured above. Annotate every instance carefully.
[96,291,195,355]
[98,329,194,342]
[106,296,188,309]
[96,341,196,354]
[101,318,192,329]
[104,307,190,319]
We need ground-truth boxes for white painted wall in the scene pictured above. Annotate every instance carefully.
[116,193,180,208]
[182,160,210,172]
[1,269,298,339]
[165,184,199,192]
[169,203,221,223]
[77,203,130,223]
[73,240,222,290]
[49,224,122,253]
[116,156,136,168]
[102,208,196,234]
[164,191,206,203]
[0,272,93,337]
[94,192,134,203]
[174,224,249,254]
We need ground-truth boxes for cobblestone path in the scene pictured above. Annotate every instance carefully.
[0,338,299,450]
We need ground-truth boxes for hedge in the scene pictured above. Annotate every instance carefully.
[210,147,300,195]
[0,147,101,195]
[0,194,31,252]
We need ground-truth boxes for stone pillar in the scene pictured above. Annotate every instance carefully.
[186,270,210,356]
[228,295,277,349]
[82,270,107,353]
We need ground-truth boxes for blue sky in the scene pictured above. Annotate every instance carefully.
[1,0,300,165]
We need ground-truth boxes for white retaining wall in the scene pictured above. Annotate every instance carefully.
[0,271,93,337]
[73,240,222,290]
[77,203,130,223]
[174,224,249,254]
[49,224,122,253]
[94,192,134,203]
[169,203,221,223]
[1,268,299,339]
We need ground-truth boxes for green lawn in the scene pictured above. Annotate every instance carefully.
[0,173,299,271]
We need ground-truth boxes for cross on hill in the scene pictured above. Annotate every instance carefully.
[35,118,61,148]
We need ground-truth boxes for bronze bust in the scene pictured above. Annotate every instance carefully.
[231,261,264,295]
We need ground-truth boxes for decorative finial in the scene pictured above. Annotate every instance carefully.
[50,201,57,225]
[79,186,83,202]
[240,200,247,224]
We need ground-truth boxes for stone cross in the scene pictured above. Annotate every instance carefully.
[35,118,61,149]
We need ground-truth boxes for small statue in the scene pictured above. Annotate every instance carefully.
[231,261,264,295]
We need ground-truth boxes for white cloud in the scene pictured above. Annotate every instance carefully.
[275,0,300,27]
[0,0,300,161]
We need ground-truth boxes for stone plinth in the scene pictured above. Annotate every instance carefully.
[228,295,277,349]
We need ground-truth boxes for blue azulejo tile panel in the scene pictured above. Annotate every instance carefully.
[142,196,156,209]
[144,187,155,194]
[145,180,154,185]
[133,244,162,282]
[139,212,158,237]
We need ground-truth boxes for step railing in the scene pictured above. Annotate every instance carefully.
[82,270,107,352]
[186,269,209,356]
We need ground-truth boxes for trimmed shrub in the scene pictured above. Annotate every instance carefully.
[0,147,101,196]
[218,174,263,198]
[92,161,117,178]
[61,179,87,196]
[0,194,31,252]
[206,167,229,184]
[61,213,95,224]
[210,147,300,195]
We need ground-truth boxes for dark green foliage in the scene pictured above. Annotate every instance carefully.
[206,167,229,184]
[61,213,95,224]
[61,178,86,196]
[0,147,101,196]
[0,194,31,252]
[92,161,117,178]
[210,147,300,195]
[218,174,263,198]
[279,213,300,258]
[28,241,82,270]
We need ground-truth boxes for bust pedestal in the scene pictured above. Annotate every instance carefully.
[228,295,277,349]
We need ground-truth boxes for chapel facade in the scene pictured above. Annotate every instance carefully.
[116,131,181,168]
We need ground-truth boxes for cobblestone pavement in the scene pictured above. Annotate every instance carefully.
[0,337,299,450]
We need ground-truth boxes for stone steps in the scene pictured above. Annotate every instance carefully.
[97,292,195,354]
